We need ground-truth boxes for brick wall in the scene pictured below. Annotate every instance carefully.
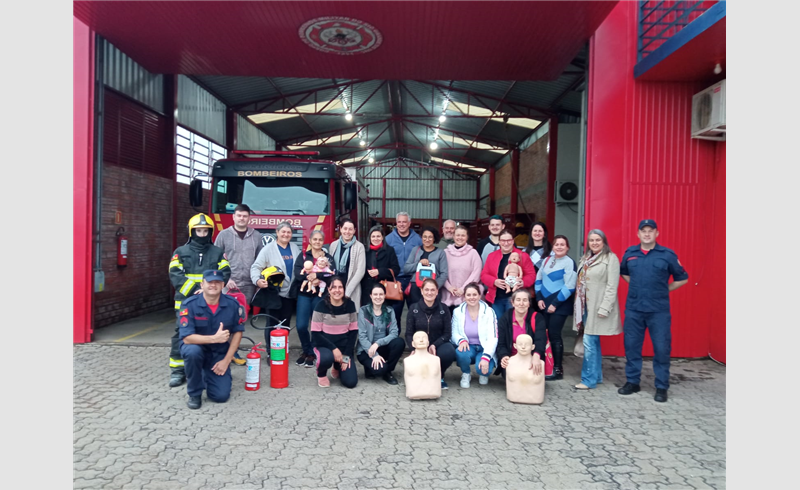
[94,168,212,328]
[94,164,173,328]
[517,135,550,222]
[494,162,512,214]
[492,133,551,221]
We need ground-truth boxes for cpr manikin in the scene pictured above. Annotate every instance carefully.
[505,334,545,404]
[403,331,442,400]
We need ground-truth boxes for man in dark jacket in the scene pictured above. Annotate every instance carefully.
[168,213,231,388]
[179,269,244,409]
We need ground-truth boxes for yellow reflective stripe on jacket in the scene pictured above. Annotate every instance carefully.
[169,358,184,367]
[168,260,182,269]
[179,279,195,296]
[186,273,203,280]
[174,301,183,309]
[218,260,230,269]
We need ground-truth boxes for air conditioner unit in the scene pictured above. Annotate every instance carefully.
[691,79,726,141]
[554,181,579,204]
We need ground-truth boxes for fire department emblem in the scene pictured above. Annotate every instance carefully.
[299,16,382,55]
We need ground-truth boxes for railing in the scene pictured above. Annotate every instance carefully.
[637,1,718,62]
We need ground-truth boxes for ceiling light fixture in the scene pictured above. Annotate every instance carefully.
[345,112,352,121]
[359,139,366,146]
[430,142,438,150]
[368,156,375,163]
[439,115,446,123]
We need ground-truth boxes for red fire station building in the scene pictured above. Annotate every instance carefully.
[74,1,726,363]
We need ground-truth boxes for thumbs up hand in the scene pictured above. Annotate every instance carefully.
[212,322,230,343]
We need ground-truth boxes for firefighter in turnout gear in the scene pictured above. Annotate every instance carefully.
[168,213,231,387]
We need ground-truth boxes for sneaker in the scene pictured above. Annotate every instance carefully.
[479,375,489,385]
[295,354,306,366]
[304,354,316,368]
[187,395,202,410]
[318,377,330,388]
[330,368,340,379]
[232,355,246,366]
[618,382,641,395]
[441,379,448,390]
[460,373,471,389]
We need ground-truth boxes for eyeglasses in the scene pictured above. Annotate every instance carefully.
[499,239,514,243]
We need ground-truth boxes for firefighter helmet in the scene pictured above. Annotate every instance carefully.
[187,213,215,237]
[260,266,286,288]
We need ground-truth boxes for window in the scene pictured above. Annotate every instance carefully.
[212,177,330,216]
[176,126,226,189]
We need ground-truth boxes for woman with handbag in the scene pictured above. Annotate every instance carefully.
[329,219,366,309]
[450,283,498,388]
[496,289,549,379]
[360,225,402,310]
[357,283,405,385]
[291,229,335,368]
[441,225,483,313]
[402,226,449,307]
[573,229,622,390]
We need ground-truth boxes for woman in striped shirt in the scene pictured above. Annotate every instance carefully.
[311,276,359,388]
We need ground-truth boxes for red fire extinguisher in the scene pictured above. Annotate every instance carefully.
[116,227,128,267]
[245,342,267,391]
[270,323,291,389]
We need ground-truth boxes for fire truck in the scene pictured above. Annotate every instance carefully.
[189,151,370,250]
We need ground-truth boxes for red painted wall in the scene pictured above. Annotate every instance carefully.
[74,17,94,343]
[587,1,725,360]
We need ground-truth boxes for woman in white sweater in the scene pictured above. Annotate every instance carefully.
[450,282,499,388]
[328,219,366,309]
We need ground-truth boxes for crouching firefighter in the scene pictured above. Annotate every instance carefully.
[168,213,231,387]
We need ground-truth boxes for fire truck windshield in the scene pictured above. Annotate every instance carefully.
[212,177,329,215]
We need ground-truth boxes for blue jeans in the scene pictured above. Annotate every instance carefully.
[454,344,496,376]
[580,334,604,388]
[623,309,672,390]
[295,294,323,356]
[491,297,513,321]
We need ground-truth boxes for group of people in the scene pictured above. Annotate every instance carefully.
[168,207,688,409]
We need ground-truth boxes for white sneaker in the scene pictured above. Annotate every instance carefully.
[460,373,471,389]
[479,375,489,385]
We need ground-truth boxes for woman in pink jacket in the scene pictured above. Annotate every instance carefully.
[441,225,483,313]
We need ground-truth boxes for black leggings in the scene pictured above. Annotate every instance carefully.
[541,312,569,346]
[357,337,406,377]
[314,347,358,388]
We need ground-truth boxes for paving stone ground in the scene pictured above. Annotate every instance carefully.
[74,344,725,489]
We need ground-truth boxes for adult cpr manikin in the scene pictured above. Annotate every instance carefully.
[506,334,545,404]
[403,331,442,400]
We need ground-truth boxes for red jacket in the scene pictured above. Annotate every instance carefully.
[480,247,537,304]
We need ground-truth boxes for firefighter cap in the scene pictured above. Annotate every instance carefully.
[202,269,225,282]
[188,213,215,236]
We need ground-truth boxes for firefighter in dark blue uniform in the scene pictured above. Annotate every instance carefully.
[618,220,689,403]
[178,269,245,410]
